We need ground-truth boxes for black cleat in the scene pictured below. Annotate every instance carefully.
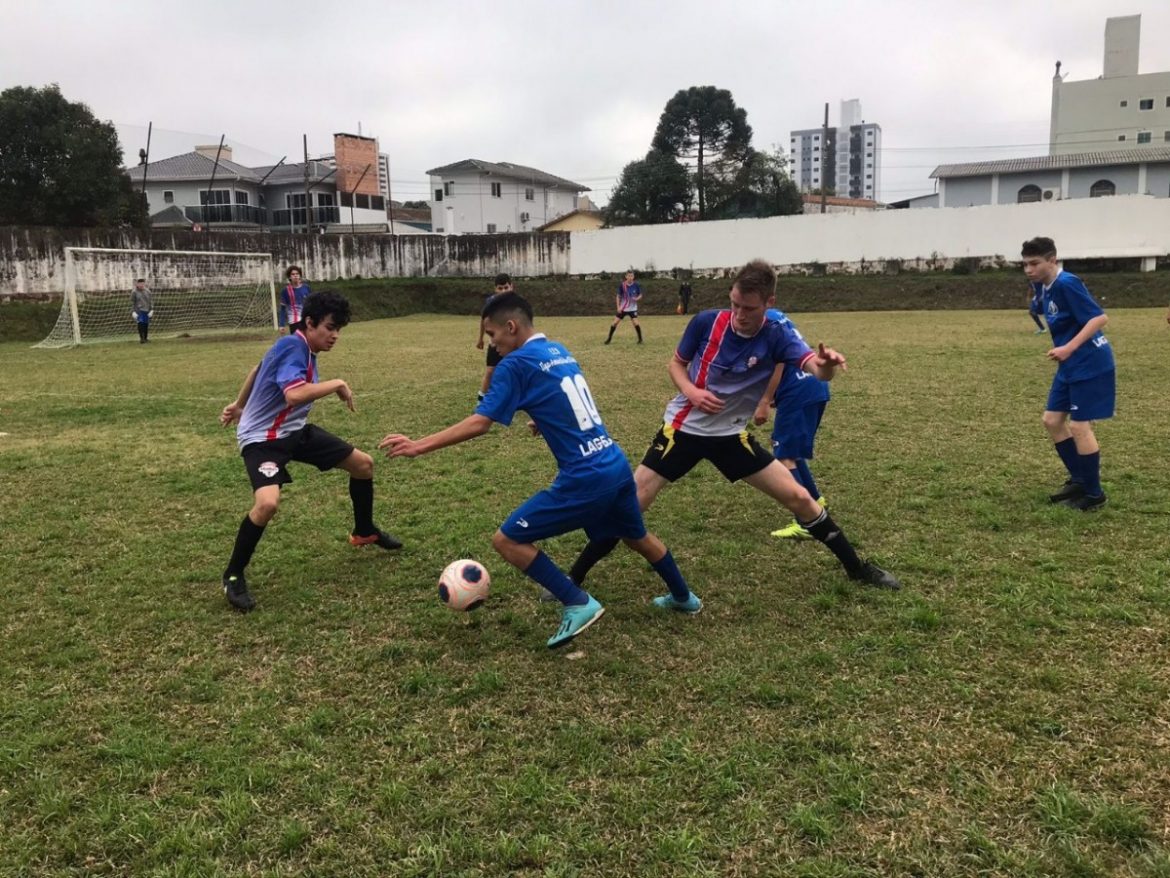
[223,572,255,612]
[349,529,403,550]
[1049,480,1085,504]
[1062,492,1107,512]
[851,562,901,591]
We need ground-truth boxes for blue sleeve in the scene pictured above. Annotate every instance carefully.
[1060,276,1104,327]
[280,286,291,307]
[675,311,714,363]
[770,322,814,368]
[273,341,310,390]
[475,357,522,426]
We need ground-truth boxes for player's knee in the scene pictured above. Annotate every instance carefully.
[490,529,512,556]
[350,450,375,479]
[1041,411,1065,432]
[251,498,279,524]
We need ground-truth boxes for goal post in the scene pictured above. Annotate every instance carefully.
[34,247,278,348]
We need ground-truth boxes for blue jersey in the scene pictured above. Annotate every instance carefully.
[236,331,318,449]
[766,309,830,407]
[475,334,630,495]
[281,282,311,324]
[1041,271,1114,382]
[664,309,814,436]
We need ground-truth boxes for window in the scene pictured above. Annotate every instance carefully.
[866,152,872,157]
[866,174,872,179]
[525,187,534,201]
[1089,179,1116,198]
[1118,135,1127,141]
[235,190,249,205]
[443,181,454,196]
[356,194,370,209]
[1017,184,1042,203]
[163,190,174,204]
[490,182,502,197]
[1165,131,1170,141]
[813,146,819,152]
[1120,100,1128,107]
[435,226,444,233]
[434,188,443,202]
[340,192,353,207]
[1137,131,1152,143]
[486,223,497,233]
[201,190,230,205]
[317,192,335,207]
[1139,99,1153,110]
[371,195,385,210]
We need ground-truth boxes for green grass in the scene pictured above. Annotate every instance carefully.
[2,308,1169,876]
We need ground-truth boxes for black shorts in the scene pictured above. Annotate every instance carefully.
[640,424,775,483]
[485,344,502,367]
[241,424,354,490]
[614,310,638,320]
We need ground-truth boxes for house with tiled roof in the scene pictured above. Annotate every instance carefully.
[426,159,589,234]
[929,147,1170,207]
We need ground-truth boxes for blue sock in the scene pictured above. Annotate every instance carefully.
[1054,437,1081,482]
[1079,451,1102,496]
[523,551,589,606]
[795,459,821,500]
[650,550,691,602]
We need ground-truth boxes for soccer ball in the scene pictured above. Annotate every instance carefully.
[438,559,491,611]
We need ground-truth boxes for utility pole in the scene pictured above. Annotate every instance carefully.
[139,122,152,198]
[303,134,312,234]
[820,103,829,214]
[350,164,372,236]
[205,135,226,229]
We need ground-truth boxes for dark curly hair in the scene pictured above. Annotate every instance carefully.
[302,290,351,327]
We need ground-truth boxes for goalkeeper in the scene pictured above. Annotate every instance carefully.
[131,278,153,343]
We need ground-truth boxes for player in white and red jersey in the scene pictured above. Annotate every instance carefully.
[604,270,644,344]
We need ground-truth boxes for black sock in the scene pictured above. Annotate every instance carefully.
[138,323,146,342]
[799,510,864,577]
[350,477,375,535]
[568,537,620,584]
[226,515,266,576]
[635,325,643,342]
[606,325,616,342]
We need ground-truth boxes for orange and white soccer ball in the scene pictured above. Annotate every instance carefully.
[438,559,491,611]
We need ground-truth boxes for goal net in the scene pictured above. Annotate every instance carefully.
[34,247,278,348]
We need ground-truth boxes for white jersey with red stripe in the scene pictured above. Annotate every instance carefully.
[236,331,318,449]
[662,309,814,436]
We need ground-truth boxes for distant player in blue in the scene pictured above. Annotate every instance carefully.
[755,307,832,540]
[380,292,699,649]
[218,290,401,611]
[1027,282,1047,334]
[1022,237,1115,511]
[279,266,311,334]
[604,270,643,344]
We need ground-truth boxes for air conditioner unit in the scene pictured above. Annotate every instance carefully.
[1042,187,1062,201]
[520,212,530,223]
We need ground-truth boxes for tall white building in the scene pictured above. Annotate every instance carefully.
[790,99,881,201]
[426,159,588,234]
[1050,14,1170,155]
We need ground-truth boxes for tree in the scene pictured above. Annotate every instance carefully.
[708,146,803,220]
[651,86,752,220]
[605,149,691,226]
[400,200,429,209]
[0,84,146,227]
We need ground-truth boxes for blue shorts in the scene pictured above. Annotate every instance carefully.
[1046,370,1115,421]
[135,311,150,325]
[500,474,647,543]
[771,401,827,460]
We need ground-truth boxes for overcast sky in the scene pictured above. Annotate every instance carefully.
[3,0,1168,205]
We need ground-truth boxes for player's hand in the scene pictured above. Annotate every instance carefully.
[378,434,420,458]
[1165,309,1170,325]
[335,381,355,411]
[1047,344,1072,362]
[476,339,485,350]
[220,403,242,427]
[687,387,725,414]
[813,342,847,372]
[527,420,540,437]
[752,402,770,426]
[148,311,154,318]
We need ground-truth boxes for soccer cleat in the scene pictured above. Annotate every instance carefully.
[1034,328,1047,335]
[1063,492,1107,512]
[652,592,703,614]
[771,520,813,540]
[1049,480,1086,504]
[223,572,255,612]
[850,562,901,591]
[349,529,403,550]
[547,596,605,649]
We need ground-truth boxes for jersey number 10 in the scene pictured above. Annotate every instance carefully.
[560,375,602,430]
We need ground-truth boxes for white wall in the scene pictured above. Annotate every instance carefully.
[569,195,1170,274]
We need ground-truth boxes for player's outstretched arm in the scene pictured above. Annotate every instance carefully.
[804,343,847,381]
[285,379,355,411]
[220,363,260,426]
[380,414,493,458]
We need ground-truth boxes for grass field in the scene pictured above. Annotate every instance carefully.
[2,308,1169,877]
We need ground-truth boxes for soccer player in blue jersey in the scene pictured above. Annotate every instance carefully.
[1022,237,1115,511]
[1028,282,1047,334]
[604,270,643,344]
[379,292,700,649]
[754,307,832,540]
[218,290,401,611]
[279,266,311,334]
[569,259,899,591]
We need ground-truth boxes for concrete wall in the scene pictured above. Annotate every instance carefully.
[0,228,570,296]
[567,195,1170,274]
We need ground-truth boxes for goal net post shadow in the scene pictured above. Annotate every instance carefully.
[34,247,278,348]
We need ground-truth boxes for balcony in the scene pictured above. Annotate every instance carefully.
[270,206,341,229]
[184,204,269,225]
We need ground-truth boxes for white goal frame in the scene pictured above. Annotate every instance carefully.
[34,247,278,348]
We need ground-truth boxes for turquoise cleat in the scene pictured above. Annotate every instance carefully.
[652,592,703,614]
[547,596,605,648]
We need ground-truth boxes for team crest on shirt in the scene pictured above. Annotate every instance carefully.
[258,461,280,478]
[748,356,758,367]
